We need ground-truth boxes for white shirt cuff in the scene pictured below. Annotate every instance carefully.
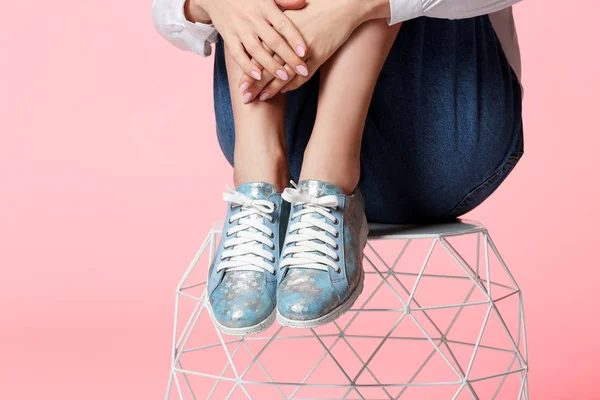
[175,0,218,55]
[152,0,219,56]
[388,0,423,26]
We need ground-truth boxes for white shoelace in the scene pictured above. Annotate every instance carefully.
[218,186,277,274]
[280,182,341,273]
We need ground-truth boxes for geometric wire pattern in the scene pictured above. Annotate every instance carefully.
[166,220,529,400]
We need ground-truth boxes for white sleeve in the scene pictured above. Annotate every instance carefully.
[388,0,523,25]
[152,0,219,56]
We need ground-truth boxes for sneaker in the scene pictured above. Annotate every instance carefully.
[277,180,368,328]
[207,182,286,335]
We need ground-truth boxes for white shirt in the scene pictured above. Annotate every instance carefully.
[152,0,522,80]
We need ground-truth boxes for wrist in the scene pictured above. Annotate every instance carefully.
[184,0,212,24]
[352,0,390,23]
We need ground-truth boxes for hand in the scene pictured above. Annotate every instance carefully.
[193,0,309,81]
[237,0,373,101]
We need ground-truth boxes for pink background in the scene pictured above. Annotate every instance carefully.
[1,0,599,398]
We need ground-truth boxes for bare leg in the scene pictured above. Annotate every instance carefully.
[300,20,401,194]
[224,47,289,192]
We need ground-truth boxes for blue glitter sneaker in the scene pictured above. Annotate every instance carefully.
[207,182,287,335]
[277,180,369,328]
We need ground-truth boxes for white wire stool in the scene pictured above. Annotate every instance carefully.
[166,220,528,400]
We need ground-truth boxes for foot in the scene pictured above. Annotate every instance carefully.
[276,180,369,328]
[207,182,288,335]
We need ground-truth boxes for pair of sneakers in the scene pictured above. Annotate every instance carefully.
[207,180,369,335]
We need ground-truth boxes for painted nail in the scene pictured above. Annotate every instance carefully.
[296,45,306,57]
[275,69,289,80]
[296,65,308,77]
[280,88,289,94]
[243,92,253,103]
[251,71,262,80]
[240,82,250,93]
[259,92,270,101]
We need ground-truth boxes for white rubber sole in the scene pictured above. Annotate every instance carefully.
[207,303,276,336]
[276,269,365,329]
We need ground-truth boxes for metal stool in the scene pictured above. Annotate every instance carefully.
[166,220,528,399]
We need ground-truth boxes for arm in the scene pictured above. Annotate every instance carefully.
[152,0,309,81]
[152,0,310,57]
[152,0,218,56]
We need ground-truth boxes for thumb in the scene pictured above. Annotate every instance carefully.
[274,0,307,10]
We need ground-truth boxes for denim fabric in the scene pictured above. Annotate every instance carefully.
[213,15,523,224]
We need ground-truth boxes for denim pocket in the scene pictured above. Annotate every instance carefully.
[444,148,524,220]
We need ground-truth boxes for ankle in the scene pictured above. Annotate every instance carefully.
[233,149,289,192]
[300,149,360,195]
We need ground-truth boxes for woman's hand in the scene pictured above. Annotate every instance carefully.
[193,0,309,80]
[237,0,385,101]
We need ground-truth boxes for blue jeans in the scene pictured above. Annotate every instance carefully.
[212,15,524,224]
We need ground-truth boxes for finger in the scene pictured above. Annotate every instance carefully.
[274,0,307,10]
[280,59,317,92]
[251,51,295,96]
[249,52,294,101]
[257,63,296,101]
[244,66,277,103]
[283,74,306,92]
[258,21,308,77]
[226,38,263,81]
[238,57,263,95]
[242,36,288,81]
[265,8,307,58]
[245,71,276,101]
[239,75,255,95]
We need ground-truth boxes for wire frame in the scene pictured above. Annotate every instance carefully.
[166,221,528,400]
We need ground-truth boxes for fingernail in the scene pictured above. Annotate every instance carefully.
[275,69,289,80]
[296,45,305,57]
[280,88,289,94]
[240,82,250,93]
[259,92,270,101]
[251,71,262,80]
[296,65,308,77]
[243,92,253,103]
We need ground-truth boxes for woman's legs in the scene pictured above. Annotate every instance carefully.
[223,46,289,192]
[300,20,401,194]
[221,19,400,195]
[214,15,523,224]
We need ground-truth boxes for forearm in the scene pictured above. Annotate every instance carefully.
[184,0,211,24]
[355,0,392,23]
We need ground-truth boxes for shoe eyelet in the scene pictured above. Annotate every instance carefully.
[270,244,276,250]
[334,243,339,250]
[270,232,275,239]
[335,255,340,262]
[336,268,341,274]
[228,218,233,224]
[273,204,278,210]
[334,232,339,238]
[271,256,276,263]
[333,218,339,225]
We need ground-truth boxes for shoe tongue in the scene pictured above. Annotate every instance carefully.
[235,182,278,200]
[298,180,343,197]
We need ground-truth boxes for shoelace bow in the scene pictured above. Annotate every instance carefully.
[218,186,277,274]
[280,182,341,273]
